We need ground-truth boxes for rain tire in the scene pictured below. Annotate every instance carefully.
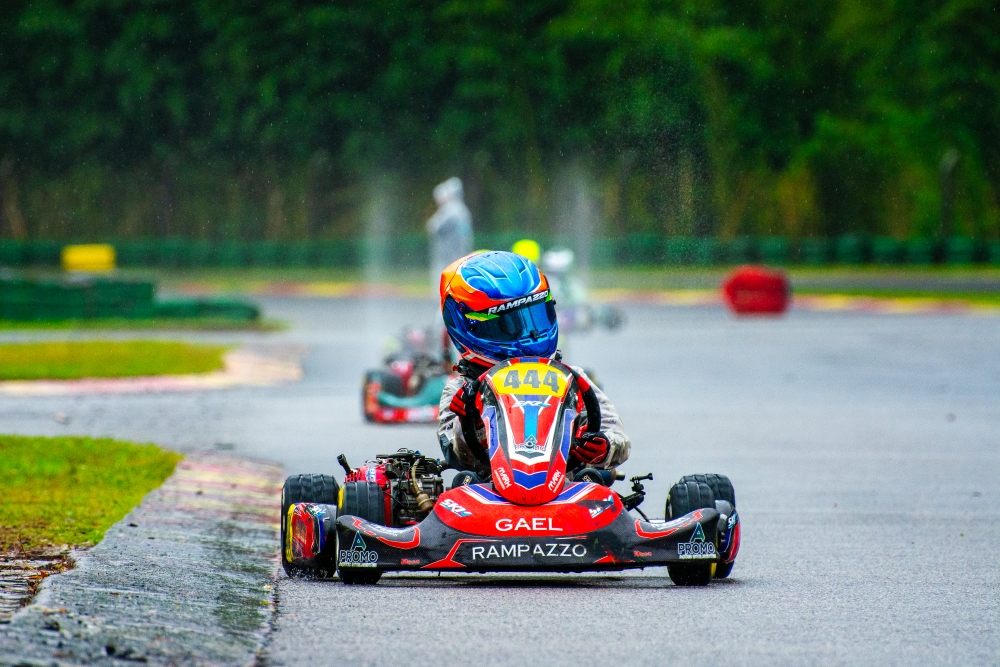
[280,474,340,577]
[677,474,737,579]
[666,477,716,587]
[337,482,386,585]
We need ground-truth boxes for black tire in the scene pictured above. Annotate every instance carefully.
[677,474,737,579]
[280,474,340,577]
[677,474,736,507]
[337,482,386,585]
[376,370,406,397]
[361,371,381,421]
[665,478,716,587]
[666,479,715,520]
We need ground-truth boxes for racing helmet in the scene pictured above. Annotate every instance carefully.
[440,251,558,365]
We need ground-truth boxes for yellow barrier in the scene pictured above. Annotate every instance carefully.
[62,244,116,272]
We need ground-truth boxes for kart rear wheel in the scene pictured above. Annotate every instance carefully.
[337,481,387,585]
[677,474,736,507]
[678,474,737,579]
[666,478,716,587]
[281,474,341,577]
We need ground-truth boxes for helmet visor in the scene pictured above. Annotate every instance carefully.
[467,300,557,343]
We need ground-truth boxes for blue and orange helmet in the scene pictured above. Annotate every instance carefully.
[440,251,559,365]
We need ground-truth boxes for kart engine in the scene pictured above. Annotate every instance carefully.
[339,449,444,527]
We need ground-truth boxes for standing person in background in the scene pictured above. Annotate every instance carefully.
[427,177,474,367]
[426,177,474,291]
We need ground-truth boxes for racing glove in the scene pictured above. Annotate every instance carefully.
[450,378,489,465]
[570,431,610,465]
[448,378,477,419]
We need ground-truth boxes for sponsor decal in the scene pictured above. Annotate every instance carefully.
[470,542,587,560]
[485,290,550,316]
[340,532,379,567]
[401,558,421,565]
[366,467,378,483]
[677,522,717,560]
[580,498,615,519]
[513,434,546,458]
[634,550,653,557]
[495,517,563,532]
[494,467,512,490]
[728,513,738,529]
[441,498,472,517]
[547,470,564,492]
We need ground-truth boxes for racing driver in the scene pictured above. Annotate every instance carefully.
[436,250,630,486]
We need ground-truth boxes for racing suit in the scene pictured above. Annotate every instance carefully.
[437,360,631,473]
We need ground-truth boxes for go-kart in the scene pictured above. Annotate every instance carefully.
[362,327,452,424]
[285,357,740,586]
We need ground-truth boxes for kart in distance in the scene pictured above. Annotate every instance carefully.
[361,326,452,424]
[285,357,740,586]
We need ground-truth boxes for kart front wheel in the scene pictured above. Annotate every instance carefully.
[666,477,716,587]
[714,561,735,579]
[337,481,387,585]
[281,474,341,577]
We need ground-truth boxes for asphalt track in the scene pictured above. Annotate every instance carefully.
[2,297,999,666]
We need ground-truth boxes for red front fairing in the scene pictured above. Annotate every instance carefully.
[335,493,721,573]
[481,358,579,505]
[433,482,622,536]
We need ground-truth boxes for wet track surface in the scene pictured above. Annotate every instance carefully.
[2,297,999,666]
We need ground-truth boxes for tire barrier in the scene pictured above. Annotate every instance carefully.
[722,265,790,315]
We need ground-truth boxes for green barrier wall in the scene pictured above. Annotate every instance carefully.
[0,278,257,322]
[2,235,1000,270]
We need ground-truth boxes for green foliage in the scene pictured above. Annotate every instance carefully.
[0,435,181,551]
[0,340,227,380]
[0,0,997,240]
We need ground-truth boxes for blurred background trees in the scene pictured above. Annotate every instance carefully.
[0,0,997,242]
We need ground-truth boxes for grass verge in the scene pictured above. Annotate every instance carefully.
[0,341,229,381]
[0,435,181,552]
[0,317,284,332]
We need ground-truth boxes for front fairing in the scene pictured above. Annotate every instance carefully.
[480,358,578,505]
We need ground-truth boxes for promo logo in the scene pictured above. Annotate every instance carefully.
[339,532,379,567]
[471,542,587,560]
[677,523,717,560]
[513,435,546,459]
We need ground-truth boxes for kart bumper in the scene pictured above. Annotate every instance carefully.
[336,508,721,573]
[364,403,439,423]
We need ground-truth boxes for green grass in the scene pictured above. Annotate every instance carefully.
[0,340,229,380]
[0,317,284,332]
[0,435,181,551]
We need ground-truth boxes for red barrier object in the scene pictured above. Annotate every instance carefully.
[722,265,790,315]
